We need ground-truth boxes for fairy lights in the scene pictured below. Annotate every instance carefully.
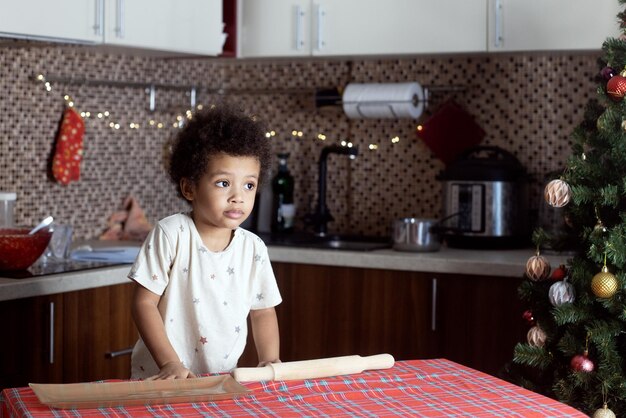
[35,74,406,151]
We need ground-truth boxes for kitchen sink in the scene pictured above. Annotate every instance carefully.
[258,232,391,252]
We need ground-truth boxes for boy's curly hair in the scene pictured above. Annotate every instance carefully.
[168,104,272,200]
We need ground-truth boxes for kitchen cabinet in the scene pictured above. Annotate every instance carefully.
[0,0,101,43]
[0,0,224,55]
[239,262,525,377]
[487,0,621,52]
[0,293,64,389]
[238,0,487,58]
[431,273,525,374]
[104,0,224,55]
[0,283,137,389]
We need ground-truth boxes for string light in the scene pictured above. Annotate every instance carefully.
[416,125,423,132]
[34,74,406,152]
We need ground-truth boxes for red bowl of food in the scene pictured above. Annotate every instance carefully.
[0,227,53,270]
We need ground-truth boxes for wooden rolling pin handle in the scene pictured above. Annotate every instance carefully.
[232,354,395,382]
[231,365,274,382]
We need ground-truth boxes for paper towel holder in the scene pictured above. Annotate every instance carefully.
[315,82,429,119]
[315,83,465,118]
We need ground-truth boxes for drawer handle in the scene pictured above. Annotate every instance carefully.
[49,302,55,364]
[431,278,437,331]
[106,347,134,358]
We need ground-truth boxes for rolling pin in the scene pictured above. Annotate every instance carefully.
[231,354,395,382]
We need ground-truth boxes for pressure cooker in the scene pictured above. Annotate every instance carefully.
[436,145,529,248]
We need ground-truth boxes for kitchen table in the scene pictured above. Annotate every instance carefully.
[0,359,584,417]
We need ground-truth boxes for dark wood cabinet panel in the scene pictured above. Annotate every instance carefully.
[63,283,138,383]
[238,262,526,377]
[433,274,526,375]
[0,293,63,388]
[239,263,436,367]
[0,283,138,389]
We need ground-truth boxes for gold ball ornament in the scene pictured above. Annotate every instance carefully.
[593,404,616,418]
[544,179,571,208]
[527,325,547,347]
[525,254,551,281]
[591,266,619,298]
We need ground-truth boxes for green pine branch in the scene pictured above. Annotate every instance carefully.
[513,343,553,370]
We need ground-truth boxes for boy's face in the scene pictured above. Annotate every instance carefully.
[182,153,260,232]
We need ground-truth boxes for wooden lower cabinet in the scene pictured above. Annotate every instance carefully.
[62,283,138,383]
[240,262,526,377]
[0,283,138,389]
[0,293,64,389]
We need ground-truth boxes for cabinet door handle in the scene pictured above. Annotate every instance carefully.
[106,347,134,358]
[494,0,503,48]
[93,0,104,36]
[49,301,55,364]
[295,5,305,50]
[431,278,437,331]
[315,5,325,51]
[115,0,126,39]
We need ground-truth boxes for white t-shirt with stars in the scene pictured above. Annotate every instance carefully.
[129,212,282,379]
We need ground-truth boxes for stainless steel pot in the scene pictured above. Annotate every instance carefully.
[392,218,441,252]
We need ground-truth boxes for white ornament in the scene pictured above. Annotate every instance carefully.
[527,325,547,347]
[549,279,575,306]
[593,404,616,418]
[544,179,571,208]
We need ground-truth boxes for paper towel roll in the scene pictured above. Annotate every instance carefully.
[342,82,426,119]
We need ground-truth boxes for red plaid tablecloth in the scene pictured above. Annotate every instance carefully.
[1,359,584,417]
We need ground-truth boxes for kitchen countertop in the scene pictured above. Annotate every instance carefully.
[0,244,571,302]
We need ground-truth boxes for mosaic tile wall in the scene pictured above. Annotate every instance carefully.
[0,43,600,240]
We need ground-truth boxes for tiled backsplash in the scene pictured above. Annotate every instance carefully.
[0,43,600,239]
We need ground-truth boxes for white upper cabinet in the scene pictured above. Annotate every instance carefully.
[238,0,487,58]
[0,0,224,55]
[239,0,312,57]
[104,0,224,55]
[488,0,622,52]
[312,0,487,56]
[0,0,102,43]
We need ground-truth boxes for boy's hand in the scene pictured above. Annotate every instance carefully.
[146,361,197,380]
[258,359,281,367]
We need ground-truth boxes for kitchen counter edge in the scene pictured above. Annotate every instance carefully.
[0,246,570,302]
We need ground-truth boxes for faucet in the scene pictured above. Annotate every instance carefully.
[310,145,358,236]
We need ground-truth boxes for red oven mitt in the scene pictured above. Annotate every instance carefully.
[52,107,85,185]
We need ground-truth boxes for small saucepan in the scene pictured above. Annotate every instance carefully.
[392,218,441,252]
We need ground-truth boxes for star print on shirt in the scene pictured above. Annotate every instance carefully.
[254,254,262,262]
[210,274,216,280]
[183,267,189,274]
[151,274,158,281]
[192,298,200,304]
[199,336,207,345]
[235,326,240,333]
[199,246,208,254]
[256,293,264,301]
[227,267,234,275]
[179,224,184,232]
[223,301,228,306]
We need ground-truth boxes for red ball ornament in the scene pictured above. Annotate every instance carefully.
[522,310,535,325]
[571,351,595,372]
[550,264,567,281]
[607,75,626,101]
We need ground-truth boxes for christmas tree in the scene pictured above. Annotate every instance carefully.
[512,3,626,416]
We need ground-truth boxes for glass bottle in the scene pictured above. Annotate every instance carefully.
[271,153,295,233]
